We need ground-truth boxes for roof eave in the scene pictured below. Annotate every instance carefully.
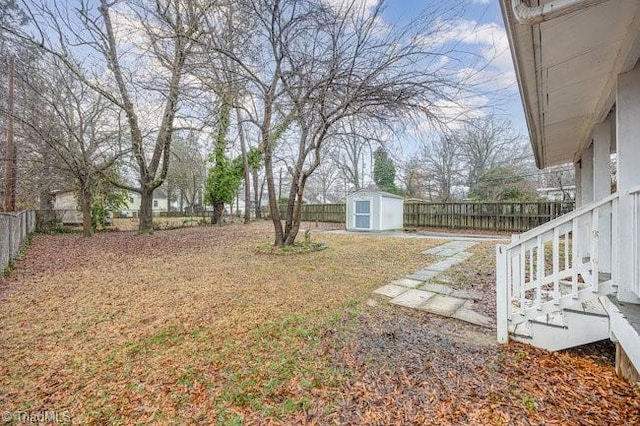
[500,0,545,169]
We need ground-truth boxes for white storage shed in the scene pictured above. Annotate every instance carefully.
[346,189,404,231]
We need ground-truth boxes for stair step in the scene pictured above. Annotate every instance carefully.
[509,320,533,338]
[531,311,567,328]
[565,297,608,317]
[510,308,610,351]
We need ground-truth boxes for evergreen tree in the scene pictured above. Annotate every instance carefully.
[373,147,397,193]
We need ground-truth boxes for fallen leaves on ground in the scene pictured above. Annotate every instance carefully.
[1,223,637,425]
[321,307,640,425]
[0,222,435,424]
[440,241,504,319]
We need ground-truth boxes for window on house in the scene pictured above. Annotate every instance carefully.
[153,200,158,208]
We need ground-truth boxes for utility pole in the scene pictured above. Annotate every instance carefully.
[3,58,16,212]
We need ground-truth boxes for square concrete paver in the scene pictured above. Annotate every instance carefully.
[451,252,473,261]
[453,308,493,328]
[425,260,458,272]
[450,288,484,300]
[373,284,409,298]
[421,295,466,316]
[406,269,439,281]
[390,289,435,309]
[421,282,453,295]
[390,278,423,289]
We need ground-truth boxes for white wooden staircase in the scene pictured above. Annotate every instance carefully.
[496,194,619,351]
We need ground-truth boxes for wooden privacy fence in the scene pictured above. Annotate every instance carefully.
[403,201,574,232]
[284,201,574,232]
[280,203,347,223]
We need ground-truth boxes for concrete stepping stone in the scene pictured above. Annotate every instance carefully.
[421,282,453,295]
[420,295,466,316]
[450,288,484,300]
[390,289,435,309]
[390,278,423,289]
[406,269,439,281]
[453,308,493,328]
[450,252,473,261]
[374,284,409,298]
[425,260,459,272]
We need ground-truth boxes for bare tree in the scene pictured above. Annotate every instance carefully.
[202,0,474,246]
[328,121,380,192]
[18,60,128,236]
[399,157,427,199]
[539,164,576,200]
[2,0,208,233]
[455,116,528,189]
[418,135,462,201]
[305,152,341,203]
[165,132,206,215]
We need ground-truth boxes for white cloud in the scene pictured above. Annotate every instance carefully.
[470,0,491,4]
[426,19,516,90]
[323,0,379,13]
[322,0,388,35]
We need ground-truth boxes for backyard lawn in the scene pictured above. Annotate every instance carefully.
[1,222,638,424]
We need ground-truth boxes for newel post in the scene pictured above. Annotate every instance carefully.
[496,244,509,344]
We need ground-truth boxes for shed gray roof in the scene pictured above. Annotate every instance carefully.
[347,188,404,200]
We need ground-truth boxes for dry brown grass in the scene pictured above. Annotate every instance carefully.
[0,222,440,424]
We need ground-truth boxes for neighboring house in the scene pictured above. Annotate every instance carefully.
[120,188,169,217]
[53,188,170,220]
[51,190,83,224]
[498,0,640,381]
[537,185,576,201]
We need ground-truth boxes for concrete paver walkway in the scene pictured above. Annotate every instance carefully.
[373,240,493,328]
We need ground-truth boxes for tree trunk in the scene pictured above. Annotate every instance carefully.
[81,180,93,237]
[283,172,309,245]
[237,109,252,224]
[253,168,262,219]
[284,189,305,245]
[264,148,284,246]
[139,186,154,234]
[212,201,224,225]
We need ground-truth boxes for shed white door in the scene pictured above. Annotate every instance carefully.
[354,200,371,229]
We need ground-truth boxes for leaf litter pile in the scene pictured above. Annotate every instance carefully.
[1,222,638,424]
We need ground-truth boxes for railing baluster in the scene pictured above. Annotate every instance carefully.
[564,232,569,272]
[536,235,544,309]
[520,244,526,311]
[553,227,560,303]
[591,207,600,292]
[513,251,521,308]
[507,250,513,318]
[529,246,534,286]
[571,218,579,298]
[612,197,619,284]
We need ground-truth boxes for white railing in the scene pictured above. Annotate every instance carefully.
[630,186,640,298]
[496,193,619,343]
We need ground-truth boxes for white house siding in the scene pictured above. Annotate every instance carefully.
[121,191,169,217]
[52,192,83,224]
